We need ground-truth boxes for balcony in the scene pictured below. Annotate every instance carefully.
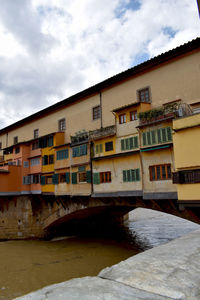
[71,130,89,146]
[89,125,116,141]
[138,102,192,127]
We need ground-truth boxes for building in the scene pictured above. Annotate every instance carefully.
[0,37,200,212]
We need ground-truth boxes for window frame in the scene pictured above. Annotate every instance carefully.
[13,136,18,145]
[105,141,113,152]
[92,105,101,120]
[34,129,39,139]
[137,87,151,103]
[130,111,137,121]
[100,171,111,183]
[119,113,126,124]
[58,118,66,131]
[149,164,172,181]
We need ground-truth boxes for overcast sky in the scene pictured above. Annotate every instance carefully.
[0,0,199,129]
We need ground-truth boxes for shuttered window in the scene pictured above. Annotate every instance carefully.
[66,172,70,184]
[86,171,91,183]
[121,136,138,151]
[123,169,140,182]
[41,176,46,185]
[52,174,59,184]
[142,127,172,146]
[72,172,77,184]
[172,169,200,184]
[93,173,100,184]
[95,144,103,154]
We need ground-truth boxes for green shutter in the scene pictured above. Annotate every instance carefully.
[123,170,127,182]
[162,128,167,142]
[125,138,130,150]
[52,174,59,184]
[129,137,134,149]
[86,171,91,183]
[131,169,136,181]
[95,144,99,154]
[41,176,46,185]
[157,129,162,143]
[151,130,156,144]
[134,136,138,148]
[147,131,151,145]
[121,139,125,151]
[66,172,70,184]
[136,169,140,181]
[93,173,100,184]
[99,144,103,153]
[142,133,147,146]
[127,169,131,182]
[72,172,77,184]
[167,127,172,141]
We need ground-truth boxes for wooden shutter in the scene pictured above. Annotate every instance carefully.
[134,136,138,148]
[99,144,103,153]
[167,127,172,141]
[131,169,136,181]
[121,139,125,151]
[147,132,151,145]
[93,173,100,184]
[125,138,130,150]
[123,170,127,182]
[52,174,59,184]
[72,172,77,184]
[142,132,147,146]
[65,172,70,184]
[172,172,180,184]
[41,176,46,185]
[129,137,134,149]
[95,144,99,154]
[157,129,162,143]
[162,128,167,142]
[151,130,156,144]
[136,168,140,181]
[127,169,131,182]
[86,171,91,183]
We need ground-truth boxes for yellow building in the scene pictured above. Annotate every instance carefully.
[173,113,200,207]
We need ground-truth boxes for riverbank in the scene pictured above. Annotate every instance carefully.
[15,209,200,300]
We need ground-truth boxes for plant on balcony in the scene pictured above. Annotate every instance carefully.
[138,105,176,124]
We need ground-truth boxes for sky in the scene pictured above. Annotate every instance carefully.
[0,0,199,129]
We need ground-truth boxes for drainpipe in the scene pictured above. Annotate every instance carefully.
[99,91,103,129]
[137,128,145,194]
[90,141,94,195]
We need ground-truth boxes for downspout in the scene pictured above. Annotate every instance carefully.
[99,91,103,129]
[137,128,145,194]
[90,141,94,195]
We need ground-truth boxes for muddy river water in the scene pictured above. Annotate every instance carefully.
[0,233,139,299]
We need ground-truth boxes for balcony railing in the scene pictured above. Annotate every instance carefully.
[71,131,89,145]
[89,125,116,141]
[138,102,192,126]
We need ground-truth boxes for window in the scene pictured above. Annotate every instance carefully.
[149,164,171,181]
[79,172,87,183]
[142,127,172,146]
[121,136,138,151]
[138,87,151,103]
[23,161,29,168]
[119,114,126,124]
[0,142,2,150]
[13,136,18,145]
[95,144,103,154]
[32,141,39,150]
[47,136,53,147]
[23,176,31,185]
[58,118,66,131]
[49,155,54,164]
[72,144,87,157]
[173,169,200,184]
[42,155,48,165]
[56,149,68,160]
[30,157,40,166]
[100,171,111,183]
[46,176,53,184]
[123,169,140,182]
[59,173,66,183]
[93,105,101,120]
[31,174,40,184]
[34,129,39,139]
[105,141,113,152]
[15,146,20,154]
[130,111,137,121]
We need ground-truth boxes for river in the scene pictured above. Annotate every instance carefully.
[0,208,199,300]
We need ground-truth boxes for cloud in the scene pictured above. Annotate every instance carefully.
[0,0,199,128]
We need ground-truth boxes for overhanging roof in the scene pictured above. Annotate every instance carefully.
[0,37,199,134]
